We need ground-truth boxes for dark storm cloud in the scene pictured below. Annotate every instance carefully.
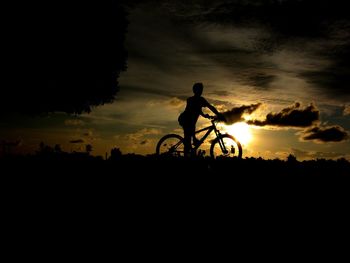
[161,0,350,97]
[195,48,277,90]
[301,125,349,143]
[121,85,176,98]
[222,103,261,125]
[247,73,276,89]
[124,1,280,91]
[70,139,84,144]
[209,90,231,97]
[184,31,278,88]
[2,1,128,114]
[300,42,350,98]
[195,47,277,89]
[122,3,200,74]
[247,103,319,127]
[167,0,350,39]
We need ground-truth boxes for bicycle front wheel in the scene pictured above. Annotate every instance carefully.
[210,134,242,159]
[156,134,185,157]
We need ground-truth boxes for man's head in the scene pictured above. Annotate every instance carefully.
[193,82,203,96]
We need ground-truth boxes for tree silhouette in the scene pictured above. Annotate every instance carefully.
[0,140,21,156]
[2,1,129,114]
[287,154,298,163]
[38,142,54,155]
[110,147,122,161]
[54,144,62,153]
[86,144,93,155]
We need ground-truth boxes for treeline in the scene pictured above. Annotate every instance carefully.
[1,145,349,177]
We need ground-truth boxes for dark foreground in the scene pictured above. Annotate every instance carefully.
[2,154,349,190]
[2,153,349,175]
[2,154,349,217]
[1,154,349,244]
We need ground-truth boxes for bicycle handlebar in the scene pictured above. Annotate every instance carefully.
[206,115,226,122]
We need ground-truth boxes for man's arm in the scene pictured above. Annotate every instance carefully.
[202,97,220,115]
[200,110,210,118]
[207,104,220,116]
[202,98,225,121]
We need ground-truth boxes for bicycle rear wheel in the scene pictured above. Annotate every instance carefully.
[210,134,242,159]
[156,134,185,157]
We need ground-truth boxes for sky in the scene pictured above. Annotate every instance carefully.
[1,0,350,160]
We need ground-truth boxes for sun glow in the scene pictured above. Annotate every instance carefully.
[224,122,253,146]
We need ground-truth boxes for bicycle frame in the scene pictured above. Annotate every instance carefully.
[156,117,242,158]
[193,120,228,154]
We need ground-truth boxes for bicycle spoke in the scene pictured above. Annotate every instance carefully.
[156,134,185,157]
[210,135,242,159]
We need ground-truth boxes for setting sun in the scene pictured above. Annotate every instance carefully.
[224,122,252,146]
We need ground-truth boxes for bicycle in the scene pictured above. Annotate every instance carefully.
[156,116,242,159]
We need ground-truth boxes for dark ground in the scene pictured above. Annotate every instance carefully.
[1,153,349,249]
[1,153,349,194]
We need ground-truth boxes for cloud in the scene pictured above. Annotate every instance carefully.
[83,131,93,137]
[123,2,281,93]
[140,128,162,135]
[222,103,261,125]
[292,148,347,160]
[344,105,350,116]
[209,90,231,97]
[167,0,350,39]
[160,0,350,98]
[300,50,350,100]
[119,1,350,107]
[115,128,162,143]
[168,97,185,107]
[247,73,276,89]
[140,140,149,145]
[65,119,85,126]
[82,130,98,142]
[122,85,175,98]
[113,128,162,154]
[300,125,349,143]
[70,139,85,144]
[247,102,319,128]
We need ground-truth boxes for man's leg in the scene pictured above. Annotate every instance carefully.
[189,126,196,157]
[183,127,191,157]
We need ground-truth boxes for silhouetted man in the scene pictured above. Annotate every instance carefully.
[178,82,223,157]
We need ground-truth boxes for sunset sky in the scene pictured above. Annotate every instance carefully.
[1,0,349,160]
